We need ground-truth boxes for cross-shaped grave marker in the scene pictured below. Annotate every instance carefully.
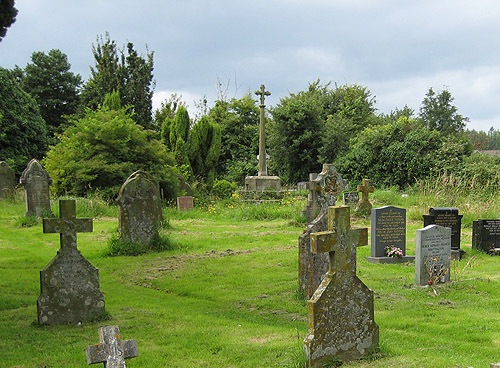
[43,199,93,250]
[255,84,271,176]
[86,325,138,368]
[357,178,374,204]
[37,199,105,325]
[304,206,379,367]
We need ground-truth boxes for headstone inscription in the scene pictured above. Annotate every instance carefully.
[367,206,414,264]
[342,191,359,206]
[356,178,374,215]
[415,224,451,286]
[298,164,347,299]
[38,199,105,325]
[177,196,194,211]
[423,207,463,259]
[0,161,15,199]
[86,325,138,367]
[117,170,163,245]
[304,206,379,367]
[19,159,53,217]
[472,220,500,255]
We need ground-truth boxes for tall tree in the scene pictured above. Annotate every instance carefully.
[21,49,82,139]
[0,0,17,41]
[418,87,469,135]
[80,33,155,129]
[0,68,48,174]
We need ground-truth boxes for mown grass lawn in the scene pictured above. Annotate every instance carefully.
[0,192,498,367]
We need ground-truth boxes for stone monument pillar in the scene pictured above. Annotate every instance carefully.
[244,84,281,192]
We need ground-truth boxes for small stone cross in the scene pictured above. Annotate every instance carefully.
[86,325,138,367]
[357,178,374,203]
[43,199,93,250]
[255,84,271,107]
[310,206,367,275]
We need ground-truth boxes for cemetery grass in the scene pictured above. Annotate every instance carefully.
[0,192,499,367]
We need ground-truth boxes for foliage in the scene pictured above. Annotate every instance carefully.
[464,129,490,150]
[0,67,48,174]
[43,102,178,200]
[106,233,177,256]
[0,0,17,41]
[188,115,221,189]
[336,117,444,189]
[19,49,82,140]
[80,33,155,129]
[208,95,260,183]
[211,179,237,199]
[418,87,469,135]
[154,93,186,133]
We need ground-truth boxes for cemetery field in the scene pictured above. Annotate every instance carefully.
[0,192,499,368]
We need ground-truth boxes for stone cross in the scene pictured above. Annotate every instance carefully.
[255,84,271,176]
[43,199,93,250]
[86,325,138,367]
[356,178,374,215]
[304,206,379,367]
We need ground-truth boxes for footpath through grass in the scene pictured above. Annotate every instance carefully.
[0,191,499,367]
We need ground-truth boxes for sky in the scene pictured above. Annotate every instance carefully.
[2,0,500,131]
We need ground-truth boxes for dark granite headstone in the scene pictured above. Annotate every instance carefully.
[117,171,163,245]
[423,207,463,258]
[415,224,451,286]
[19,159,53,217]
[472,220,500,255]
[38,200,105,325]
[86,325,138,367]
[304,206,378,366]
[0,161,15,199]
[367,206,414,264]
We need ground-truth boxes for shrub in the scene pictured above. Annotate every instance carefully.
[211,179,237,199]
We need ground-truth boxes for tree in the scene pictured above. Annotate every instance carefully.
[20,49,82,139]
[80,33,155,129]
[43,97,178,200]
[0,67,48,174]
[0,0,17,41]
[208,94,259,184]
[188,116,221,188]
[418,87,469,135]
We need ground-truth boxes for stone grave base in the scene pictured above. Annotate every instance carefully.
[366,256,415,264]
[244,175,281,191]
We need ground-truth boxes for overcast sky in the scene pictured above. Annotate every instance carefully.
[2,0,500,131]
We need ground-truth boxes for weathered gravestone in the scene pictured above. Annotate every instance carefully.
[298,164,347,298]
[38,199,105,325]
[423,207,463,259]
[86,325,138,367]
[177,195,194,211]
[0,161,15,199]
[367,206,414,264]
[304,206,379,366]
[356,178,374,216]
[19,159,53,217]
[117,171,163,245]
[472,220,500,255]
[342,191,359,206]
[300,172,320,222]
[415,224,451,286]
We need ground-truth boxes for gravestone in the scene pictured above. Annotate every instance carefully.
[298,164,347,298]
[177,196,194,211]
[86,325,138,367]
[300,172,320,222]
[472,220,500,255]
[423,207,463,259]
[19,159,53,217]
[415,224,451,286]
[342,191,359,206]
[245,84,281,191]
[0,161,15,199]
[117,171,163,245]
[356,178,374,216]
[38,199,105,325]
[367,206,414,264]
[304,206,379,366]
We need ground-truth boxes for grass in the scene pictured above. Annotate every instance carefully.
[0,189,499,367]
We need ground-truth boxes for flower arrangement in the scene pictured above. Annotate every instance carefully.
[385,245,403,258]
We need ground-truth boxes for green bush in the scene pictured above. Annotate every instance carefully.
[211,179,237,199]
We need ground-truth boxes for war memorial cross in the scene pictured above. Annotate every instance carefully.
[255,84,271,176]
